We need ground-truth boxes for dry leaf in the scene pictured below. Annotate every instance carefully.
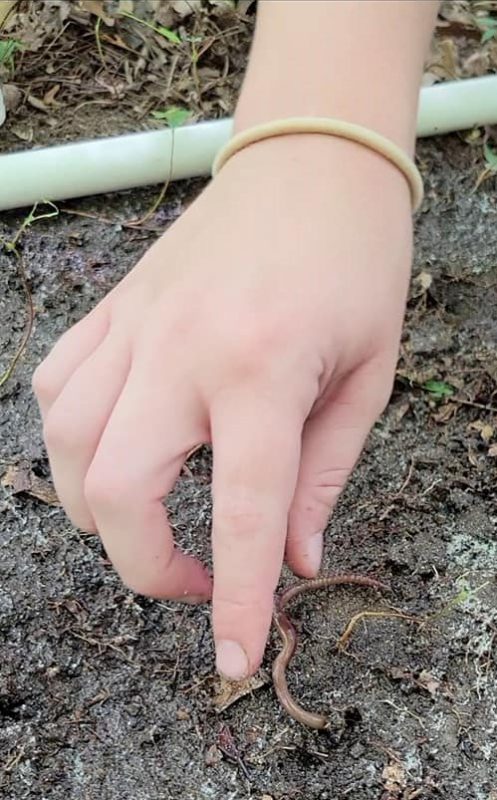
[27,94,49,113]
[43,84,61,106]
[416,271,433,292]
[393,401,411,424]
[172,0,201,18]
[204,743,222,766]
[10,123,32,141]
[382,762,407,792]
[417,670,441,697]
[2,465,60,506]
[213,671,268,713]
[427,37,460,80]
[467,420,494,442]
[467,446,480,468]
[432,402,457,424]
[79,0,114,25]
[2,83,22,112]
[488,443,497,457]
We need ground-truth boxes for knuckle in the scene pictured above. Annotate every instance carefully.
[83,467,130,510]
[224,316,287,376]
[314,465,351,492]
[298,467,351,513]
[215,592,269,616]
[43,410,85,452]
[83,464,138,514]
[214,502,269,540]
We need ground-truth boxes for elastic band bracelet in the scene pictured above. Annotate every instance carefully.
[211,117,424,212]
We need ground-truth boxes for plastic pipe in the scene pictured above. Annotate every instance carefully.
[0,119,232,211]
[1,75,497,211]
[417,74,497,136]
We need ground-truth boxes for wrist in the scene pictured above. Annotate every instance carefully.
[234,0,439,154]
[213,132,413,217]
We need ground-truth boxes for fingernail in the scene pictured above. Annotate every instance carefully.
[216,639,249,681]
[307,531,323,575]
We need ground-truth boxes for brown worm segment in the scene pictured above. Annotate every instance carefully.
[272,574,391,730]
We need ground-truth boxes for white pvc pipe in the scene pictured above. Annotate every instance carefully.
[417,74,497,136]
[1,75,497,211]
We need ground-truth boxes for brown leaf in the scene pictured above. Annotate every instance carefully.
[10,124,33,142]
[393,401,411,424]
[382,762,407,792]
[2,465,60,506]
[2,83,22,112]
[432,402,457,424]
[467,420,494,443]
[467,446,480,469]
[204,743,222,767]
[427,37,460,80]
[79,0,115,25]
[416,271,433,292]
[172,0,201,18]
[417,669,441,697]
[27,94,49,113]
[212,670,268,712]
[43,84,61,106]
[488,443,497,458]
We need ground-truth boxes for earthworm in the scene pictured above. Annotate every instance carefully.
[272,574,391,730]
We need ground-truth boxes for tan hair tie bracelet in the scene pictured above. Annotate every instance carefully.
[211,117,424,212]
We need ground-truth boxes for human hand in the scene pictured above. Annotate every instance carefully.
[33,134,413,679]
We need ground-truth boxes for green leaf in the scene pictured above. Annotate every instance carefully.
[151,106,191,127]
[478,15,497,42]
[423,380,455,398]
[156,25,182,44]
[481,27,497,43]
[0,39,22,66]
[118,11,182,44]
[484,142,497,170]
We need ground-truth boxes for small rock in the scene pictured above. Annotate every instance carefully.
[349,742,365,759]
[2,83,22,113]
[172,0,201,17]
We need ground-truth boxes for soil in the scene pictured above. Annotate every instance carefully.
[1,3,497,800]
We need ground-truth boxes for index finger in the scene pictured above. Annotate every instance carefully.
[210,390,302,680]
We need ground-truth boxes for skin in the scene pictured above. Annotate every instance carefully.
[33,1,439,681]
[272,574,391,729]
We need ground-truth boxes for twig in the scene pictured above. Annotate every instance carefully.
[337,609,420,650]
[0,249,33,388]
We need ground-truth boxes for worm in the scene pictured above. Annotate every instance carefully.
[272,574,391,730]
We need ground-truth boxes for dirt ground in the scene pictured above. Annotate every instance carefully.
[1,2,497,799]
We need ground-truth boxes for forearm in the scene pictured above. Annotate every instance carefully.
[235,0,439,153]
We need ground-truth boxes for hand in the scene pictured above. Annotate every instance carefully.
[33,134,413,680]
